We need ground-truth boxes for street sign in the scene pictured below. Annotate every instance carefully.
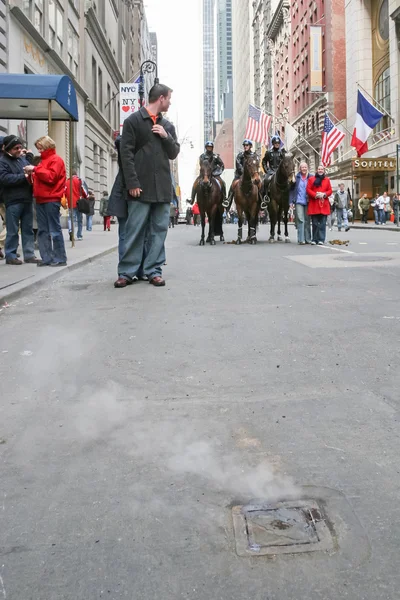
[119,82,140,134]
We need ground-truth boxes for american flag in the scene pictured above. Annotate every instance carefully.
[320,113,345,166]
[245,104,271,145]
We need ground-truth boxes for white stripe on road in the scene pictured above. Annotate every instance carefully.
[317,244,355,254]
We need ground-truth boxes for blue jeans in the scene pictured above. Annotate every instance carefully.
[295,203,311,243]
[36,202,67,264]
[311,214,327,244]
[118,216,127,262]
[336,207,348,229]
[5,202,35,260]
[86,215,93,231]
[118,201,169,281]
[68,208,83,238]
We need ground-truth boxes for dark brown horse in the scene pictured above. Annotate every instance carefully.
[233,154,261,244]
[193,159,224,245]
[266,154,295,243]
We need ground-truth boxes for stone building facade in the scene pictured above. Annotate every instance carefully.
[335,0,400,201]
[252,0,273,122]
[4,0,154,204]
[266,0,290,134]
[232,0,253,152]
[289,0,347,171]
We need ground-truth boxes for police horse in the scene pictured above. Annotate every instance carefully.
[264,154,296,243]
[232,154,262,244]
[192,158,225,246]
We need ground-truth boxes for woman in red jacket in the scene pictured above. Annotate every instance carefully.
[24,136,67,266]
[306,164,333,245]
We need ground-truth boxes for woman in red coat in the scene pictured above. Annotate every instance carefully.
[306,165,333,245]
[24,136,67,266]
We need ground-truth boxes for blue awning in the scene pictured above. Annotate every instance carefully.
[0,73,79,121]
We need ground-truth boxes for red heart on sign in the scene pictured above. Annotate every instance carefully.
[122,106,130,113]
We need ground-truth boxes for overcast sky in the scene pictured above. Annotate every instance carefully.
[145,0,203,199]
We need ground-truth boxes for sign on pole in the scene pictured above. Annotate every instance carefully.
[119,82,140,134]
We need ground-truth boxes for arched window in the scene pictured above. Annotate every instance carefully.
[374,67,390,133]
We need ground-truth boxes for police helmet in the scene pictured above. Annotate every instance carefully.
[205,141,214,148]
[271,135,281,145]
[242,139,253,147]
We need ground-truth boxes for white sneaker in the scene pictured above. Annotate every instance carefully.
[311,241,316,245]
[317,241,324,245]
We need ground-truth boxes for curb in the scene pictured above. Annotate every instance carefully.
[349,225,400,232]
[0,244,117,305]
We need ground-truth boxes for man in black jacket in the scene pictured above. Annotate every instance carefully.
[0,135,38,265]
[115,83,180,288]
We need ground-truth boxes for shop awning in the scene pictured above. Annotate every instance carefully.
[0,73,78,121]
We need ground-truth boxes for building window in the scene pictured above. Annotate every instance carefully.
[69,0,80,12]
[67,23,79,76]
[34,0,43,34]
[98,68,103,111]
[92,57,97,105]
[374,67,390,133]
[48,1,63,53]
[56,6,64,54]
[107,83,111,123]
[49,0,56,47]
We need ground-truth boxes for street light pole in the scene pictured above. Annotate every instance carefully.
[397,143,400,195]
[139,60,159,106]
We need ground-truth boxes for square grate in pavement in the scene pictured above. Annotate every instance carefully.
[232,499,334,557]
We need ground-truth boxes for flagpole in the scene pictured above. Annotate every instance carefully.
[356,83,395,123]
[291,133,322,157]
[328,127,395,167]
[325,109,353,137]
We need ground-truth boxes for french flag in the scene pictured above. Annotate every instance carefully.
[351,91,384,157]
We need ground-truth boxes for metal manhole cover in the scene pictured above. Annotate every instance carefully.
[232,499,334,556]
[335,255,392,263]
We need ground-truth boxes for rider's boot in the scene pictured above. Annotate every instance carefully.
[222,189,231,209]
[221,180,227,207]
[260,178,271,210]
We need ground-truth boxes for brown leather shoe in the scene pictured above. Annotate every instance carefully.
[6,258,23,265]
[24,257,40,264]
[114,277,132,288]
[149,276,166,287]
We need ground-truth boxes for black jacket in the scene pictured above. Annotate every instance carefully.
[108,137,128,219]
[199,152,225,176]
[235,151,259,179]
[120,107,180,203]
[0,152,33,206]
[262,148,286,173]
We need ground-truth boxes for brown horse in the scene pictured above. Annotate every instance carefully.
[193,159,224,246]
[233,154,261,245]
[266,154,296,243]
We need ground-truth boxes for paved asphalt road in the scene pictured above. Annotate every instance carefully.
[1,223,399,600]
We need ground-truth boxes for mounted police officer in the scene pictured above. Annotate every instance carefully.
[261,135,286,208]
[223,139,259,208]
[191,141,226,204]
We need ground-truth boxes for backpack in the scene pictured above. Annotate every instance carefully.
[77,197,91,214]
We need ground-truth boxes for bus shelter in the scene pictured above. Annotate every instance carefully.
[0,73,79,244]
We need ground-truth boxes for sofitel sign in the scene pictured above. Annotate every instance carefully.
[353,157,396,171]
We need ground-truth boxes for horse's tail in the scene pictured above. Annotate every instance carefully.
[214,209,223,236]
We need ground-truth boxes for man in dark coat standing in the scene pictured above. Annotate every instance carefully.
[114,83,180,288]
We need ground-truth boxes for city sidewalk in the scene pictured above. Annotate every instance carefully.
[349,222,400,232]
[0,225,118,304]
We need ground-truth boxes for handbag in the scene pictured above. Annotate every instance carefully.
[77,197,91,214]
